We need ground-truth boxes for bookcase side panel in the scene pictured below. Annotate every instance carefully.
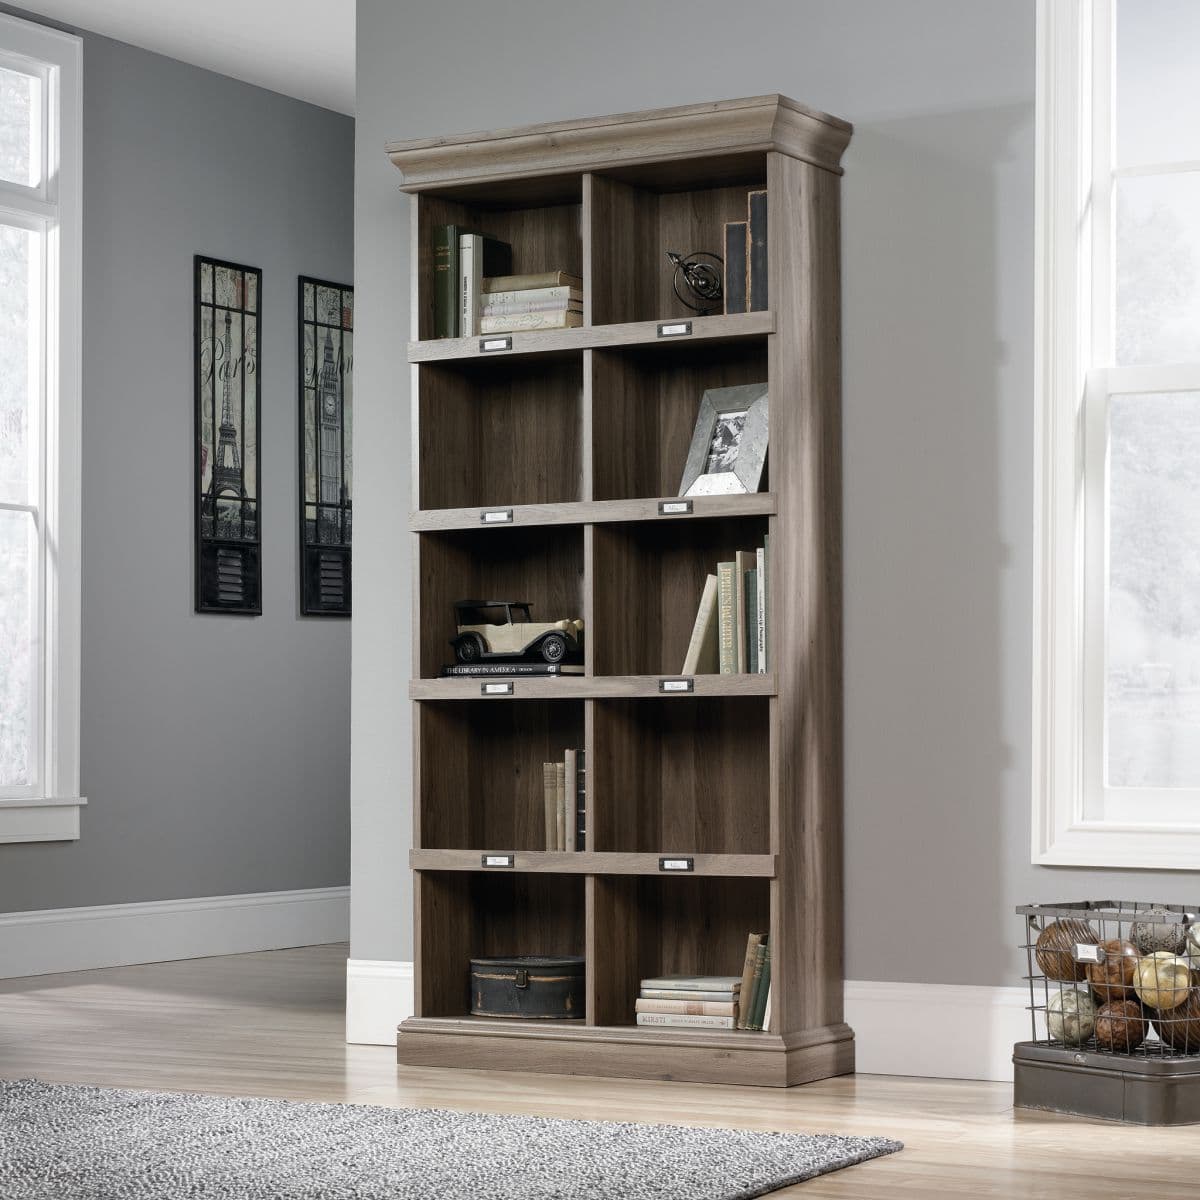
[766,152,846,1040]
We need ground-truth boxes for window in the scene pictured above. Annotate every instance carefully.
[0,13,81,843]
[1035,0,1200,865]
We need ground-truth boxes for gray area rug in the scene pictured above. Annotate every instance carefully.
[0,1078,900,1199]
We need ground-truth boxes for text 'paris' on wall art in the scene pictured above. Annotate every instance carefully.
[194,256,262,614]
[299,277,353,616]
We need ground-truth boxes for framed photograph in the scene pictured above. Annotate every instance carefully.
[298,277,353,616]
[194,256,262,614]
[678,383,768,497]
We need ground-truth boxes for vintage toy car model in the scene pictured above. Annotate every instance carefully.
[451,600,584,665]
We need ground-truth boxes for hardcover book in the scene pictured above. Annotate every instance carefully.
[747,190,768,311]
[542,763,557,851]
[432,224,467,338]
[635,998,738,1017]
[636,1012,736,1029]
[681,574,719,675]
[723,221,748,314]
[554,761,566,852]
[564,749,578,852]
[734,549,756,673]
[482,285,583,311]
[717,562,737,674]
[460,234,512,337]
[640,974,741,992]
[479,309,583,334]
[744,567,758,674]
[640,987,740,1002]
[736,932,765,1029]
[438,663,585,677]
[756,544,768,674]
[482,270,582,292]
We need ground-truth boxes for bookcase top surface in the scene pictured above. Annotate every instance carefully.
[386,94,853,193]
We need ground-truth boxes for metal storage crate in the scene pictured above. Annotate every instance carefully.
[1016,900,1200,1124]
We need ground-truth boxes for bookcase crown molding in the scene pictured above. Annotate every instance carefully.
[385,94,854,193]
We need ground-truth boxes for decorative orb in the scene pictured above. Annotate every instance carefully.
[1085,938,1140,1002]
[1134,952,1192,1011]
[1094,999,1148,1053]
[1130,906,1187,956]
[1155,988,1200,1054]
[1046,987,1096,1044]
[1035,919,1098,982]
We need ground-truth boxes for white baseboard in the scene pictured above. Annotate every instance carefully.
[346,958,415,1044]
[0,886,349,979]
[344,967,1027,1083]
[845,980,1029,1082]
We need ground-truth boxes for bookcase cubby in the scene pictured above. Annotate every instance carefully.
[390,95,854,1087]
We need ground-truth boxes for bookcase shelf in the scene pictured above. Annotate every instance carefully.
[390,95,854,1087]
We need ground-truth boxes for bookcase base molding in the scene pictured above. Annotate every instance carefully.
[388,95,854,1089]
[397,1018,854,1088]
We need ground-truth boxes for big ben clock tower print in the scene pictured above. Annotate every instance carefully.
[299,277,353,615]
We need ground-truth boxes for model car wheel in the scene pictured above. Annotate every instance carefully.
[540,633,568,664]
[455,634,485,663]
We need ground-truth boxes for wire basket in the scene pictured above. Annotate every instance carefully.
[1019,900,1200,1059]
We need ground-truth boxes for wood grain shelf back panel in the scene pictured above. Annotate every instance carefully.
[591,340,769,501]
[415,525,586,680]
[591,515,771,677]
[589,874,772,1027]
[590,696,770,856]
[416,871,586,1020]
[417,357,584,510]
[417,699,585,851]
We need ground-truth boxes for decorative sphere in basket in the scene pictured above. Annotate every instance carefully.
[1093,999,1148,1053]
[1130,906,1188,956]
[1085,938,1140,1002]
[1047,986,1096,1044]
[1035,918,1098,982]
[1155,988,1200,1054]
[1134,952,1192,1011]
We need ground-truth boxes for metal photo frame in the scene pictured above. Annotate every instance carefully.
[678,382,769,497]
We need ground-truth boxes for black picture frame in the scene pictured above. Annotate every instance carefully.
[194,255,263,614]
[298,276,353,616]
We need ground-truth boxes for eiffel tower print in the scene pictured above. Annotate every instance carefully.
[207,309,246,503]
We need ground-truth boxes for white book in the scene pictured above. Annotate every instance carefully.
[481,285,583,309]
[459,234,480,336]
[636,1012,736,1029]
[479,309,583,334]
[761,981,772,1031]
[756,545,767,674]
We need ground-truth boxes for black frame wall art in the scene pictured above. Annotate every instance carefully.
[194,256,262,614]
[298,277,353,616]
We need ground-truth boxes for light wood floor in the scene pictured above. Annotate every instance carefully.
[1,944,1198,1198]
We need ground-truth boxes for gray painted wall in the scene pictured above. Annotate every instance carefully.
[352,0,1200,986]
[0,23,353,910]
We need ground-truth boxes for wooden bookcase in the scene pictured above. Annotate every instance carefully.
[387,95,854,1087]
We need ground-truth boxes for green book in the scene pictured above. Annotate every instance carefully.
[744,568,758,674]
[743,941,767,1030]
[717,562,737,674]
[432,224,466,338]
[751,942,772,1031]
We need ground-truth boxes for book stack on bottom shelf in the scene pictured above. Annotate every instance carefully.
[542,749,585,851]
[636,975,742,1029]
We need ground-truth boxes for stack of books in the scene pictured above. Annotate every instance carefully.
[635,975,741,1029]
[723,189,768,314]
[542,749,585,851]
[680,536,770,675]
[737,932,772,1031]
[480,271,583,334]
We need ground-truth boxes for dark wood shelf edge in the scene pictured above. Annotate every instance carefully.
[409,850,778,877]
[409,674,777,701]
[410,492,777,533]
[407,311,774,363]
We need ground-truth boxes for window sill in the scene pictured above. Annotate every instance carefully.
[1034,818,1200,871]
[0,797,85,844]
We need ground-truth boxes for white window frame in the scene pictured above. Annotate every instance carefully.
[1034,0,1200,867]
[0,13,82,843]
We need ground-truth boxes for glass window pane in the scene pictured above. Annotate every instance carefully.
[0,66,35,187]
[1106,391,1200,789]
[1115,173,1200,366]
[1117,0,1200,166]
[0,508,35,789]
[0,223,34,505]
